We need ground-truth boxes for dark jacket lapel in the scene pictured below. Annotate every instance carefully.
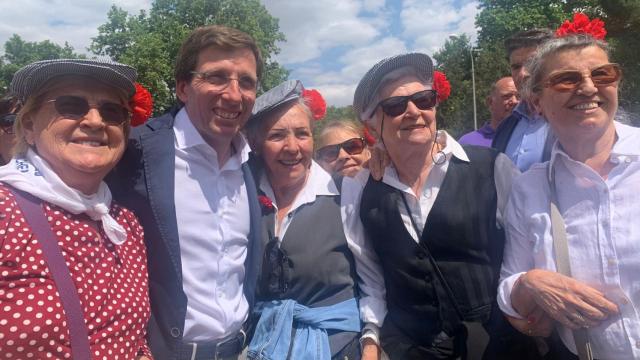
[139,112,182,279]
[242,161,263,310]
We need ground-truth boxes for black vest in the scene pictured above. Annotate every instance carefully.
[360,146,505,345]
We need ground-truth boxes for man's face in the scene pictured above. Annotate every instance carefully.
[176,46,258,149]
[509,46,537,91]
[487,77,519,125]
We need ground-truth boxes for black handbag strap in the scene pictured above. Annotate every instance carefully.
[10,188,91,360]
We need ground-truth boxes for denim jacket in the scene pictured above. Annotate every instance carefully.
[248,298,360,360]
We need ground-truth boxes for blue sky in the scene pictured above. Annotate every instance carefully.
[0,0,480,106]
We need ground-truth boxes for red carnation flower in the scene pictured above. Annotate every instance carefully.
[555,12,607,40]
[258,195,274,212]
[433,71,451,103]
[129,82,153,126]
[302,89,327,120]
[362,126,376,146]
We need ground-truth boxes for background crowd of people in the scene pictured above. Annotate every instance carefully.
[0,10,638,360]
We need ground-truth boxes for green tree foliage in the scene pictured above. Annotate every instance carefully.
[0,35,84,93]
[433,35,476,137]
[90,0,289,113]
[599,0,640,114]
[313,105,357,139]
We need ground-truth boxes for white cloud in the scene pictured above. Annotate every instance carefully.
[306,36,408,106]
[263,0,383,64]
[458,2,480,43]
[400,0,480,54]
[0,0,151,55]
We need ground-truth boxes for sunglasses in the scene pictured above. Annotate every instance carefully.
[47,95,130,126]
[370,89,438,118]
[316,137,365,162]
[0,114,16,135]
[540,63,622,92]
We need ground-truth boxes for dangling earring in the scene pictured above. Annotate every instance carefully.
[431,129,446,165]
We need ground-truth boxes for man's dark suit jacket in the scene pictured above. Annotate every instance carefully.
[109,106,263,359]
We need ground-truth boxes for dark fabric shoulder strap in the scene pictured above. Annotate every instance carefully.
[10,188,91,360]
[491,112,521,152]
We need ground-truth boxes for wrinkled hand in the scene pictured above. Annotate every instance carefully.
[517,269,619,329]
[361,338,380,360]
[368,146,389,181]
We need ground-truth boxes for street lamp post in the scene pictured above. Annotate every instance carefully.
[449,34,479,131]
[470,47,477,130]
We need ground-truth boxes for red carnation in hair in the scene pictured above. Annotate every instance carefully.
[362,126,377,146]
[433,71,451,103]
[302,89,327,120]
[129,82,153,126]
[555,12,607,40]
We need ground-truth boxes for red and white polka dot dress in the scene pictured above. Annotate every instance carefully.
[0,184,152,359]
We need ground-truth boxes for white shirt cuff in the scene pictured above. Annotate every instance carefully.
[497,271,526,319]
[360,322,381,346]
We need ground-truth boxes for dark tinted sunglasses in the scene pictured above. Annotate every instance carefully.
[540,63,622,92]
[370,89,438,118]
[0,114,16,135]
[47,95,130,126]
[316,137,366,162]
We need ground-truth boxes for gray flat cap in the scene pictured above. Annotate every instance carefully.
[10,59,137,102]
[250,79,303,121]
[353,53,433,120]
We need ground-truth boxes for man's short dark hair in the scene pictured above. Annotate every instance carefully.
[504,29,554,58]
[175,25,263,84]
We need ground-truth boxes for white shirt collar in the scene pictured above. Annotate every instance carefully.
[260,161,338,212]
[549,121,640,174]
[381,130,469,190]
[173,107,251,164]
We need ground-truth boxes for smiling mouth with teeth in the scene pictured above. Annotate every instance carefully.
[73,140,104,147]
[280,159,302,166]
[214,109,240,119]
[571,102,600,110]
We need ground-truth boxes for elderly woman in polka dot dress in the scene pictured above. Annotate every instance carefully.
[0,59,152,359]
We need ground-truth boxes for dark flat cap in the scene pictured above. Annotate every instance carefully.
[10,59,137,102]
[251,79,303,122]
[353,53,433,120]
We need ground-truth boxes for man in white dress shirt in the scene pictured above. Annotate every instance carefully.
[111,25,264,360]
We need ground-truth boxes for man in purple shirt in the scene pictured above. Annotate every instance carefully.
[459,76,519,147]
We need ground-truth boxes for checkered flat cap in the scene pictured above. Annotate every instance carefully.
[353,53,433,120]
[251,79,303,121]
[10,59,137,102]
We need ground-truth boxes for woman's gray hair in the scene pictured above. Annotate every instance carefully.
[362,66,432,123]
[521,34,612,101]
